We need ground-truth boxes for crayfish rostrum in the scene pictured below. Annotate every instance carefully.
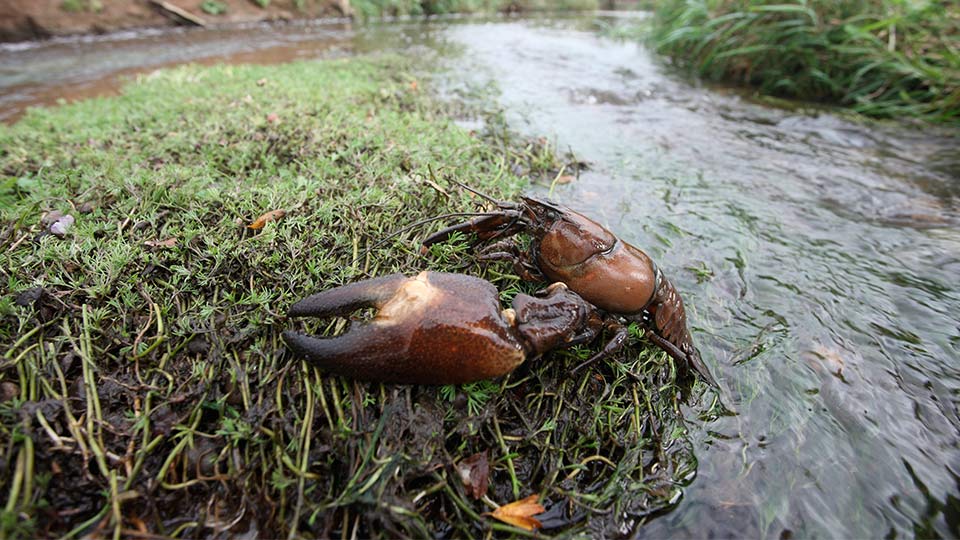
[421,189,717,387]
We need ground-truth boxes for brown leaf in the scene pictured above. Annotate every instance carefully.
[554,174,576,184]
[247,209,286,230]
[144,237,178,248]
[455,451,489,499]
[485,494,545,531]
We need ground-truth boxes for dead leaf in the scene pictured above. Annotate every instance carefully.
[247,209,286,230]
[256,78,268,87]
[144,237,178,248]
[554,174,576,184]
[455,451,489,499]
[485,494,545,531]
[806,344,846,377]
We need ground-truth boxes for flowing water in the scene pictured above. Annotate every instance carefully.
[3,13,959,538]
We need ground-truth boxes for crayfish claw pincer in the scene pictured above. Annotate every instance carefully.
[283,271,609,385]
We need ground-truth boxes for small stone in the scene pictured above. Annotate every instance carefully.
[187,337,209,354]
[41,210,64,226]
[15,287,45,307]
[0,382,19,401]
[49,214,75,237]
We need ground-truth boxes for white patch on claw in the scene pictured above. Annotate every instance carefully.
[377,274,437,324]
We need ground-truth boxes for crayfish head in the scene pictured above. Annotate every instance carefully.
[519,196,566,235]
[521,197,618,271]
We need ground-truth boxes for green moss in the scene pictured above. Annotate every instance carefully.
[0,55,708,538]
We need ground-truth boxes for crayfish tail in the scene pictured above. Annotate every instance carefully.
[647,274,718,387]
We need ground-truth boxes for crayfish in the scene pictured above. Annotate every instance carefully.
[420,187,717,387]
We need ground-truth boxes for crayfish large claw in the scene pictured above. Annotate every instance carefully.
[283,273,410,381]
[283,272,532,384]
[286,274,408,318]
[283,271,621,385]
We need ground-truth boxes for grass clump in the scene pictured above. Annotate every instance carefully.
[0,55,712,538]
[650,0,960,122]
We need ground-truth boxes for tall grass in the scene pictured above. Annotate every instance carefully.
[651,0,960,122]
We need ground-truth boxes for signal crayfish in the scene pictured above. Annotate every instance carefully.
[282,187,716,387]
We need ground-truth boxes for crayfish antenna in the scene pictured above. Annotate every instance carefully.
[448,179,513,208]
[349,212,505,267]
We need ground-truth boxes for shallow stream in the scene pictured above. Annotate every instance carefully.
[3,13,959,537]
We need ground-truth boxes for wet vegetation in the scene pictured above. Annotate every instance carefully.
[0,56,715,537]
[650,0,960,122]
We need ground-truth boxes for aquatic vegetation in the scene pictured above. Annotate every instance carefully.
[650,0,960,122]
